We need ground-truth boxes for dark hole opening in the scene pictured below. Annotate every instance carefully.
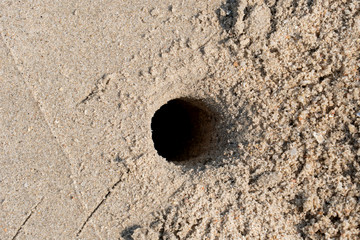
[151,98,215,162]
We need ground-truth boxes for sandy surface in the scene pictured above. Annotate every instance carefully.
[1,0,360,239]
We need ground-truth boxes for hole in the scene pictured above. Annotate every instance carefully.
[151,98,216,162]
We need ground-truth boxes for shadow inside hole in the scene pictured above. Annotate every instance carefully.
[151,98,219,164]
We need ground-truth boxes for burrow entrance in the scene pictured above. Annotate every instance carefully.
[151,98,217,163]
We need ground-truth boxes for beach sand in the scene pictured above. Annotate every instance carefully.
[1,0,359,239]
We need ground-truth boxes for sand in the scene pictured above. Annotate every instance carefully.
[1,0,359,239]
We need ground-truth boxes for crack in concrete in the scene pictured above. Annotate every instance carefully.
[11,197,44,240]
[77,73,111,106]
[0,32,96,238]
[76,174,126,237]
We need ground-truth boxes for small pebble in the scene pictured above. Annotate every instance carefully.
[313,132,324,144]
[290,147,297,157]
[150,8,160,17]
[348,124,357,134]
[356,112,360,117]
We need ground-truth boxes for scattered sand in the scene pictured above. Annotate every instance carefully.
[1,0,360,239]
